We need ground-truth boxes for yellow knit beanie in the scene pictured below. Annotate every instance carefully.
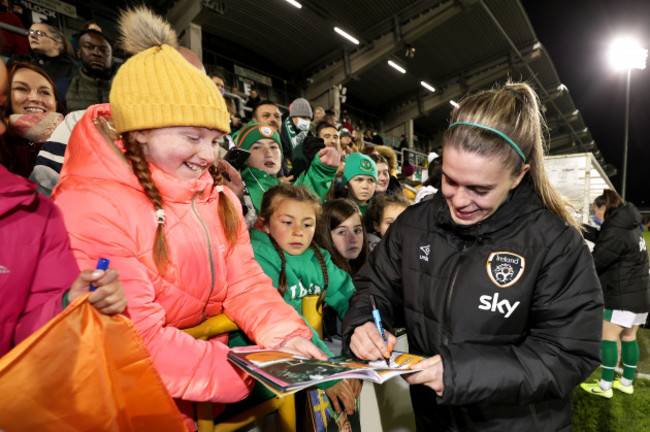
[109,7,230,134]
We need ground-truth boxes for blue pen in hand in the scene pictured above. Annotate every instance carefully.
[90,258,110,292]
[370,295,391,367]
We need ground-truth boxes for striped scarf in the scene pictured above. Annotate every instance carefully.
[8,112,64,143]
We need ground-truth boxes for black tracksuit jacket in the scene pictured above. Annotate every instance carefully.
[592,203,650,313]
[342,181,603,431]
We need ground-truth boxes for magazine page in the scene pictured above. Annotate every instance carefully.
[228,348,426,395]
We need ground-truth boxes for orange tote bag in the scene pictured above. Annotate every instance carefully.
[0,293,187,432]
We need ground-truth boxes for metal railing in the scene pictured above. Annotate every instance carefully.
[0,21,28,36]
[361,140,430,181]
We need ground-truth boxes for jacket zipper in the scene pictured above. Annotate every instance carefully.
[442,242,468,431]
[443,244,467,345]
[192,193,215,321]
[250,169,267,193]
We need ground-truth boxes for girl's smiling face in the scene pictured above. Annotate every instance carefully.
[133,126,223,181]
[246,138,282,176]
[375,162,390,193]
[331,213,364,260]
[264,198,317,256]
[441,146,528,225]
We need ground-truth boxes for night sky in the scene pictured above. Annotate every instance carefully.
[521,0,650,207]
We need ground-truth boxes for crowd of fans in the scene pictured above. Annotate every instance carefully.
[0,7,434,429]
[0,5,648,432]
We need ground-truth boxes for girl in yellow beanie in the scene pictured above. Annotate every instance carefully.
[52,7,326,430]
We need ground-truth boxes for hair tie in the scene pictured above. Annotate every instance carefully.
[155,208,166,225]
[504,87,519,97]
[216,185,224,193]
[448,122,526,163]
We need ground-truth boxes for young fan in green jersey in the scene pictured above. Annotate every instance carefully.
[251,184,361,415]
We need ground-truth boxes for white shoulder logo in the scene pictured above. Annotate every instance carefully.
[0,265,10,274]
[419,245,430,262]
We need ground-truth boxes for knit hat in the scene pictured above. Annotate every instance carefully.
[339,128,352,137]
[289,98,312,118]
[109,7,229,134]
[401,162,415,177]
[235,122,282,156]
[343,152,377,185]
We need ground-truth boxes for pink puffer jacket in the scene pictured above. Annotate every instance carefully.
[53,104,311,405]
[0,165,79,357]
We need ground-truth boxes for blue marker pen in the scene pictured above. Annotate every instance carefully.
[90,258,110,291]
[370,295,391,367]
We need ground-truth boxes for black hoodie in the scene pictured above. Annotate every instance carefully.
[592,202,650,312]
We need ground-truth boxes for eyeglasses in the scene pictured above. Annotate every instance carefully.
[28,29,59,41]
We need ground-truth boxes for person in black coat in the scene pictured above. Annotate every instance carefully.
[15,22,77,84]
[342,82,603,431]
[580,189,650,398]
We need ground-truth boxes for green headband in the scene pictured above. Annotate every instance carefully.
[448,121,526,163]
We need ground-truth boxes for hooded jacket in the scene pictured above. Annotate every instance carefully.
[342,181,603,431]
[52,104,313,405]
[0,164,79,356]
[592,202,650,312]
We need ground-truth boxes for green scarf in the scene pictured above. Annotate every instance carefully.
[283,116,298,147]
[283,116,309,149]
[241,166,281,213]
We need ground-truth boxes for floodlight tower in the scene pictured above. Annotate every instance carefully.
[608,37,647,199]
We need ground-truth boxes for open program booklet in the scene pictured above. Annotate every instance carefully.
[227,348,426,396]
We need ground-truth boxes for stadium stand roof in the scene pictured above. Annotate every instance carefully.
[97,0,613,173]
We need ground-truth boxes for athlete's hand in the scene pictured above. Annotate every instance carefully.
[349,321,397,361]
[403,355,444,396]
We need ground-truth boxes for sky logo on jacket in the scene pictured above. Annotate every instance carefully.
[478,293,520,318]
[486,251,525,288]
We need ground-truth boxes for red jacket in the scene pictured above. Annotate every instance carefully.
[53,104,312,405]
[0,11,29,57]
[0,164,79,356]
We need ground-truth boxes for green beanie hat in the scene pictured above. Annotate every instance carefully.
[234,122,282,156]
[343,152,377,185]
